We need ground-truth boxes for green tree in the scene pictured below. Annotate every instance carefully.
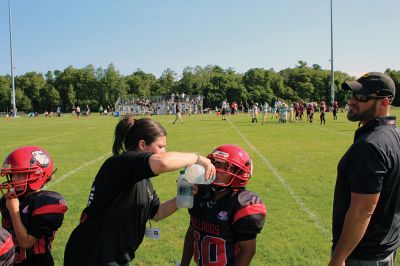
[15,72,46,111]
[40,85,61,112]
[125,69,156,98]
[0,76,11,112]
[386,69,400,106]
[15,88,32,111]
[54,66,77,111]
[158,68,177,96]
[67,84,76,109]
[99,64,128,107]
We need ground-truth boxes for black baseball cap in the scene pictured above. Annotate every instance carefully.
[342,72,395,98]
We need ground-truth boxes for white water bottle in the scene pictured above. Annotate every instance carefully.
[184,164,215,184]
[176,170,193,208]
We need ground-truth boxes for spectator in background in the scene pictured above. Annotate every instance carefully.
[172,101,184,124]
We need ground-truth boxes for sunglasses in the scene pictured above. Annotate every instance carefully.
[351,93,388,103]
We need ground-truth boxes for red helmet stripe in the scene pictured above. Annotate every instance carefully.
[233,203,266,224]
[32,204,68,216]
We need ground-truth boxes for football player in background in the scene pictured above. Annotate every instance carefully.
[0,146,68,266]
[320,100,326,125]
[261,102,269,125]
[180,144,266,266]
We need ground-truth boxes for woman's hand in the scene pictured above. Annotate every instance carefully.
[197,155,216,181]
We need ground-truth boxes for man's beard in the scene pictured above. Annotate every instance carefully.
[347,101,378,123]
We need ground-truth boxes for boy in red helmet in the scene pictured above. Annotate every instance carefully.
[180,144,266,266]
[0,146,68,266]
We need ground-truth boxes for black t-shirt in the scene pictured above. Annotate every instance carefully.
[332,116,400,260]
[188,186,266,266]
[64,151,159,266]
[0,190,67,265]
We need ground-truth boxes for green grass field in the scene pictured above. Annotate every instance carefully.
[1,109,400,265]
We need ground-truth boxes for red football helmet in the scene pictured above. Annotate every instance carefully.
[0,146,53,197]
[207,144,253,188]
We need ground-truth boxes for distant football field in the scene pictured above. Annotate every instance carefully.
[1,109,399,265]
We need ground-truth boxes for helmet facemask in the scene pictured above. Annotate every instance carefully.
[211,158,248,187]
[0,168,42,198]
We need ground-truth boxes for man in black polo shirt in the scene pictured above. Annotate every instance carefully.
[329,72,400,266]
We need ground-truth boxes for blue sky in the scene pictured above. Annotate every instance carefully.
[0,0,398,78]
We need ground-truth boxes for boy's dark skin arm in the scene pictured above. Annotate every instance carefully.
[180,225,194,266]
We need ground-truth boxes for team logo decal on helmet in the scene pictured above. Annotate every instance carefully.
[31,151,50,168]
[212,150,229,159]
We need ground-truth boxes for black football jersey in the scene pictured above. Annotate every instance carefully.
[0,190,68,264]
[189,186,266,266]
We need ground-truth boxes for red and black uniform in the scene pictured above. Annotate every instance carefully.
[0,191,68,266]
[298,104,304,121]
[189,186,266,266]
[307,104,315,123]
[320,102,326,125]
[64,151,160,266]
[332,102,339,120]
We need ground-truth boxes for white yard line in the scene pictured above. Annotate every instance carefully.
[45,152,111,189]
[227,119,328,235]
[4,132,74,150]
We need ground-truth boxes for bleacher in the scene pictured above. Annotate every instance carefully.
[115,95,204,116]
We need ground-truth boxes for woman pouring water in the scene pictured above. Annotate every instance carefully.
[64,114,215,266]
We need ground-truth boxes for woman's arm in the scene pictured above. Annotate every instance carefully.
[180,225,194,266]
[151,197,177,222]
[6,198,37,249]
[149,152,215,179]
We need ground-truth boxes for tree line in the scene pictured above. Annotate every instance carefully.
[0,61,399,113]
